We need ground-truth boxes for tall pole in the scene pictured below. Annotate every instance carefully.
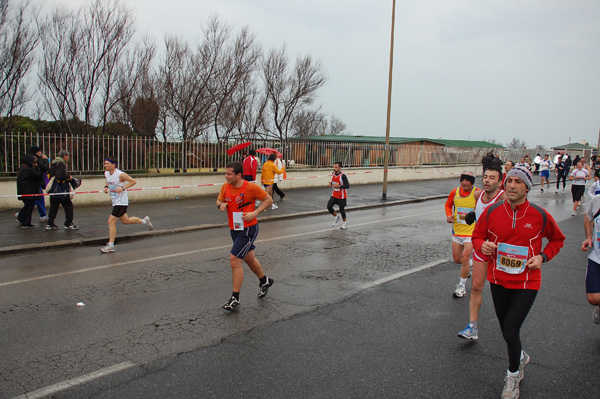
[382,0,396,200]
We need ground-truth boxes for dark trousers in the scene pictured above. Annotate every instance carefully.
[490,283,537,372]
[48,196,74,226]
[273,183,285,198]
[556,173,567,189]
[17,199,36,226]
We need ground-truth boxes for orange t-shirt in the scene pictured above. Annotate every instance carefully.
[218,181,268,230]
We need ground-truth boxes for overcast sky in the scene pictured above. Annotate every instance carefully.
[38,0,600,148]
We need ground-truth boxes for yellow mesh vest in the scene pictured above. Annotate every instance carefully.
[452,187,477,237]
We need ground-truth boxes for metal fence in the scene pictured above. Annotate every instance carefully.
[1,132,554,176]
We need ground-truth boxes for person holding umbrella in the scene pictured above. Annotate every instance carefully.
[260,152,285,210]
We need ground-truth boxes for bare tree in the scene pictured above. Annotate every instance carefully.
[158,25,232,143]
[38,0,143,135]
[203,18,261,140]
[105,34,156,132]
[38,6,81,133]
[0,0,40,133]
[327,115,347,135]
[262,45,328,141]
[507,138,527,149]
[79,0,136,134]
[291,107,327,137]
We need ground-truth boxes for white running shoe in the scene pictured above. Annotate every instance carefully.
[100,244,115,253]
[453,284,467,298]
[143,216,153,230]
[332,215,341,226]
[340,222,347,230]
[271,203,278,210]
[502,374,520,399]
[593,306,600,324]
[519,351,530,381]
[457,324,478,340]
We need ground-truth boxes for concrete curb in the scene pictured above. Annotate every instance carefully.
[0,194,447,255]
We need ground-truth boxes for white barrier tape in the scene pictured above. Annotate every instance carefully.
[1,168,463,199]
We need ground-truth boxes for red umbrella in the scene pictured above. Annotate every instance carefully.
[255,147,282,158]
[227,142,252,156]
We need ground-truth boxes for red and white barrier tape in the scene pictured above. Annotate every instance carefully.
[1,168,463,199]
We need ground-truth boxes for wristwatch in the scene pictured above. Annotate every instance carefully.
[539,252,548,263]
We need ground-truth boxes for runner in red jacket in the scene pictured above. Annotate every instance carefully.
[471,166,565,399]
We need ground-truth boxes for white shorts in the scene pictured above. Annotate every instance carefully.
[452,235,472,245]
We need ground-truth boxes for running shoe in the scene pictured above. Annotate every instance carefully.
[14,213,19,222]
[593,306,600,324]
[332,215,341,226]
[46,224,58,230]
[540,188,543,193]
[39,216,48,223]
[64,224,79,230]
[340,222,348,230]
[457,324,478,340]
[100,244,115,253]
[279,194,285,201]
[20,225,35,229]
[519,351,530,381]
[258,277,274,298]
[502,374,520,399]
[143,216,153,230]
[271,203,278,210]
[222,296,240,311]
[453,284,467,298]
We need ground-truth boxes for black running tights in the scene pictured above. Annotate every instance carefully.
[556,173,567,189]
[490,283,537,372]
[327,196,346,219]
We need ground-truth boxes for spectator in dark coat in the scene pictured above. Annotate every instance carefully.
[47,149,78,230]
[29,145,50,223]
[492,154,503,170]
[481,152,494,175]
[16,154,43,228]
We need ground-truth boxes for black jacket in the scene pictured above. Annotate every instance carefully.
[17,166,43,198]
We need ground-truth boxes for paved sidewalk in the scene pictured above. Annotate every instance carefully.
[1,177,481,254]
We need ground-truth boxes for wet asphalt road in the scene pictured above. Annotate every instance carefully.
[1,179,598,398]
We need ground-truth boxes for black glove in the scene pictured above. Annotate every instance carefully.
[465,211,476,225]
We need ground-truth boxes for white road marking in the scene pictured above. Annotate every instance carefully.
[360,258,451,290]
[0,209,443,287]
[12,361,137,399]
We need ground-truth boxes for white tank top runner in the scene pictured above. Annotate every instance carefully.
[105,168,129,206]
[475,189,505,219]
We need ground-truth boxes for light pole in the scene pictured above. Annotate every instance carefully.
[382,0,396,200]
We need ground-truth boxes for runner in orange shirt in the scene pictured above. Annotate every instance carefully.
[217,162,275,311]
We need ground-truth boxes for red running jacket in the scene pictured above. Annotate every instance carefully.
[472,200,565,290]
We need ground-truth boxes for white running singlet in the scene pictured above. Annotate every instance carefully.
[105,168,128,206]
[475,189,505,219]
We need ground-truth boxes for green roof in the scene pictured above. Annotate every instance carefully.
[552,142,596,150]
[293,135,503,148]
[292,135,442,145]
[434,139,503,148]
